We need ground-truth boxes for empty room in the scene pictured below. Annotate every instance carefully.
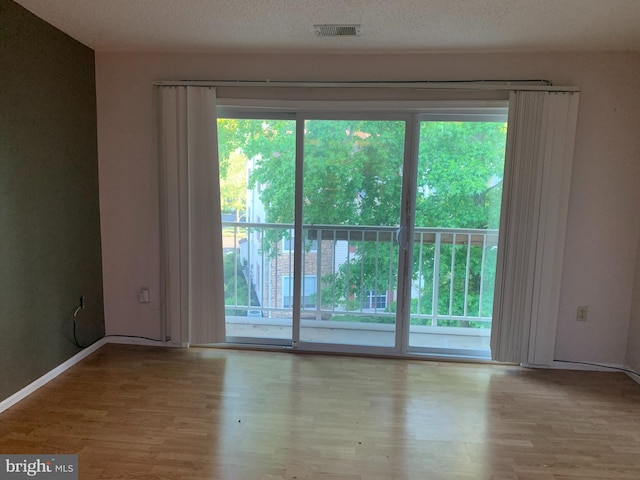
[1,0,640,478]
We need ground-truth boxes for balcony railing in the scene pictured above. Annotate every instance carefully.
[222,222,498,331]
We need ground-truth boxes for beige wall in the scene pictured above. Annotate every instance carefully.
[95,52,640,364]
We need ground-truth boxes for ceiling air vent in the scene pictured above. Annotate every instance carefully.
[314,24,361,37]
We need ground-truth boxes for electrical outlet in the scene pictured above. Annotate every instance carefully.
[139,287,150,303]
[576,305,588,322]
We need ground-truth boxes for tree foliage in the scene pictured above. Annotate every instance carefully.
[219,119,296,223]
[416,122,507,230]
[300,120,404,226]
[220,150,248,220]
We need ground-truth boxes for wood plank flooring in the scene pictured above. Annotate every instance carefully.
[1,344,639,479]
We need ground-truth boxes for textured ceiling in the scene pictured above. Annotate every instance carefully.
[13,0,640,53]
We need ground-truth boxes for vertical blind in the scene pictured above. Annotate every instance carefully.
[157,86,226,345]
[491,90,579,365]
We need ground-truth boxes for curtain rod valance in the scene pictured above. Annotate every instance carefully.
[154,80,579,93]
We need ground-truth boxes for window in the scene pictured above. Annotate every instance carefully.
[282,275,317,308]
[161,85,579,363]
[282,236,317,253]
[362,291,387,310]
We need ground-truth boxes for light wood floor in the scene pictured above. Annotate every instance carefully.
[1,345,639,479]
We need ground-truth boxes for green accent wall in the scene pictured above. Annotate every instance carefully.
[0,0,104,401]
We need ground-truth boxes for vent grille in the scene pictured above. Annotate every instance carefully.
[314,24,361,37]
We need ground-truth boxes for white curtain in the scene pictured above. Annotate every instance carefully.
[157,86,225,345]
[491,90,579,365]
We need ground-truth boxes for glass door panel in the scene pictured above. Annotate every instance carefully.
[408,120,507,355]
[217,118,296,344]
[299,119,406,347]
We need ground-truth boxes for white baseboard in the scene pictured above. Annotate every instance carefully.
[0,338,107,415]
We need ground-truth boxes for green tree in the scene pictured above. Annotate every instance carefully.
[223,253,250,316]
[219,119,296,224]
[220,150,248,221]
[416,121,507,230]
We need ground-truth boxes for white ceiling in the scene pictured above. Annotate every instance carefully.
[14,0,640,54]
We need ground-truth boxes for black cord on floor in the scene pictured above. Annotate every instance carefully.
[554,359,640,377]
[103,334,165,343]
[73,307,164,349]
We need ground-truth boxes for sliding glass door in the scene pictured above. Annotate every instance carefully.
[216,106,507,358]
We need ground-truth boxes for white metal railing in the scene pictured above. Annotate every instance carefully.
[221,222,498,329]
